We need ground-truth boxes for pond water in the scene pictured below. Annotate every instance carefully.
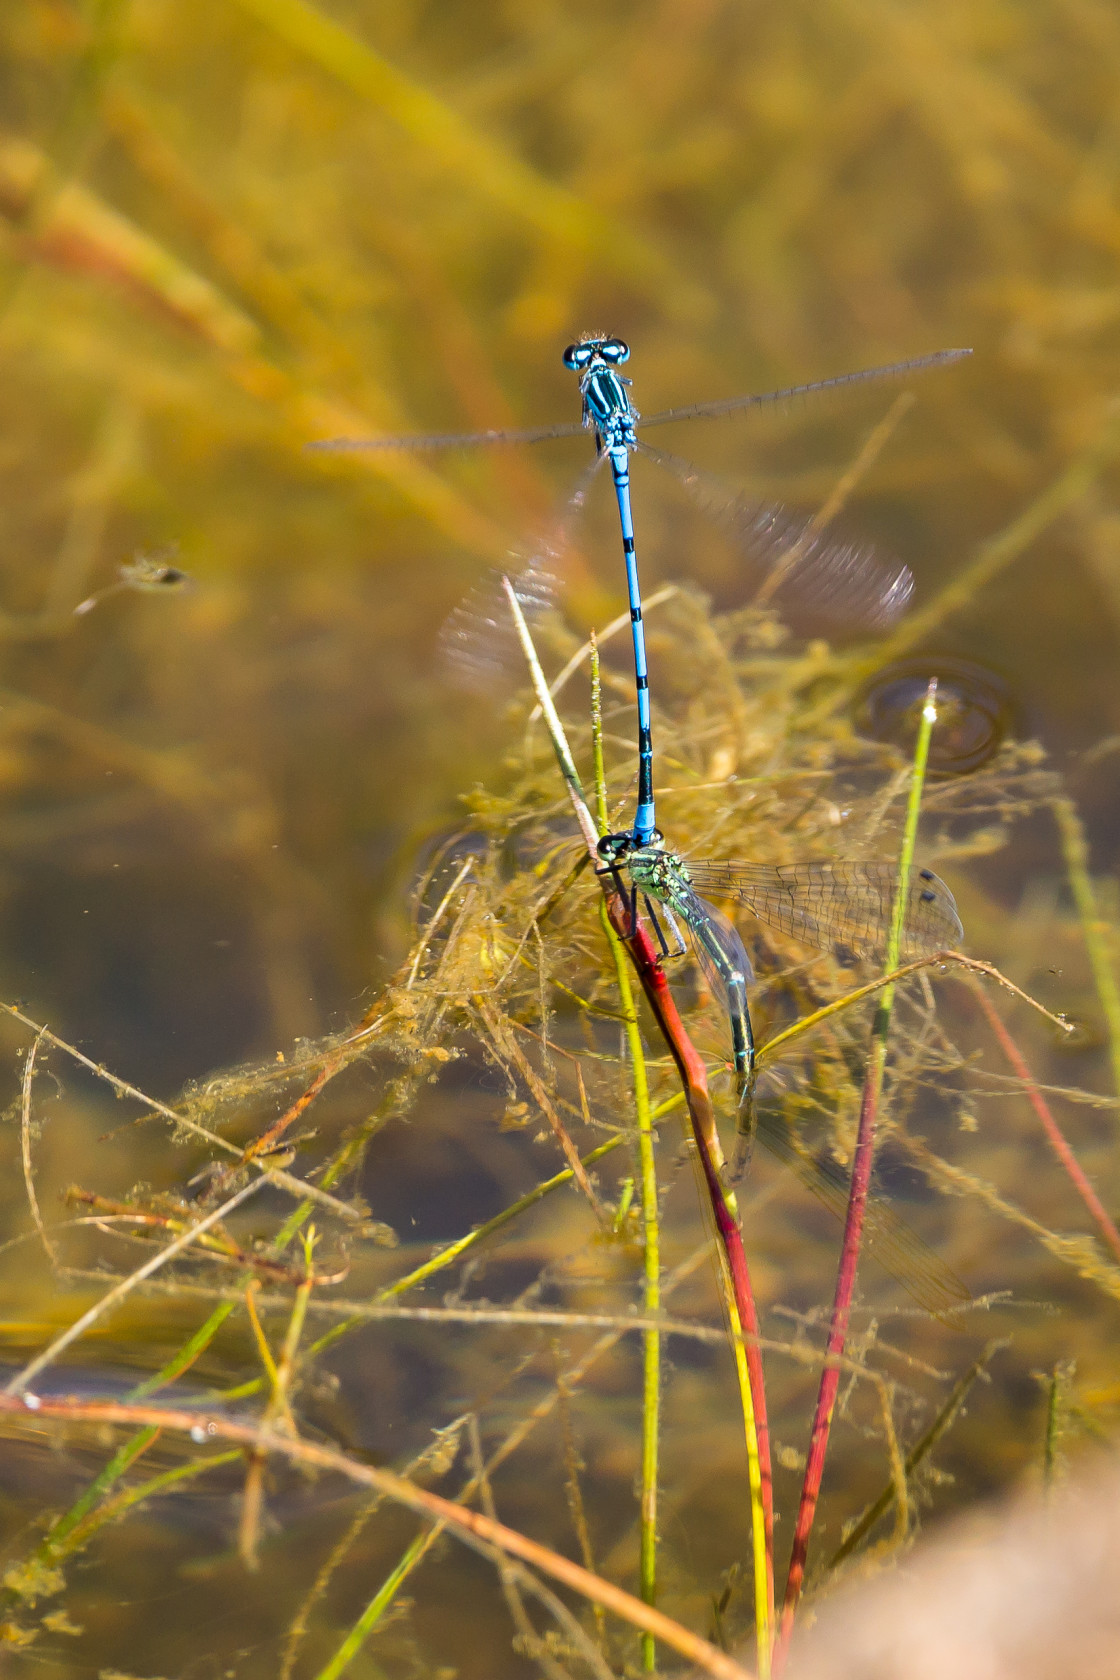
[1,3,1120,1677]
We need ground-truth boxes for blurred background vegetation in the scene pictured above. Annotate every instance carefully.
[3,0,1120,1676]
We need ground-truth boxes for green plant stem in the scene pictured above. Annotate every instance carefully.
[776,679,938,1667]
[3,1302,240,1597]
[53,1451,242,1557]
[0,1392,754,1680]
[510,578,773,1675]
[592,639,661,1672]
[314,1528,430,1680]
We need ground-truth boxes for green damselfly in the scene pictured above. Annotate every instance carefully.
[598,832,963,1178]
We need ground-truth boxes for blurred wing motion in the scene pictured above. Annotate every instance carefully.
[685,860,963,960]
[636,440,912,631]
[438,564,560,691]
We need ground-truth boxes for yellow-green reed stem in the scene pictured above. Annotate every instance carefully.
[5,1296,241,1590]
[698,1136,771,1675]
[244,1284,280,1387]
[613,1176,635,1232]
[242,1231,319,1564]
[314,1529,430,1680]
[590,642,768,1668]
[50,1451,242,1559]
[592,638,661,1671]
[590,633,609,836]
[884,682,939,976]
[306,599,725,1678]
[1052,795,1120,1104]
[274,1231,317,1400]
[32,1426,158,1564]
[721,1266,770,1678]
[777,680,938,1661]
[129,1304,237,1400]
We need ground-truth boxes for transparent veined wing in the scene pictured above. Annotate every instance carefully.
[308,349,972,453]
[677,886,755,1009]
[630,348,972,431]
[657,881,969,1311]
[755,1105,971,1314]
[307,418,587,453]
[681,888,756,1110]
[685,860,963,960]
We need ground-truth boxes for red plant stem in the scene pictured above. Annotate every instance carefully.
[605,888,774,1605]
[775,1008,885,1668]
[0,1394,753,1680]
[969,979,1120,1267]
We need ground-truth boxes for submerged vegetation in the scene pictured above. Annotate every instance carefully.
[2,0,1120,1677]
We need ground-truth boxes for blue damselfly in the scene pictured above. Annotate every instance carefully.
[312,340,970,843]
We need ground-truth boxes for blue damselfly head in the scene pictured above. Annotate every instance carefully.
[438,563,560,694]
[563,337,630,370]
[855,655,1014,774]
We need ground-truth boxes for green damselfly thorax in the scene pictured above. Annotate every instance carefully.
[597,831,963,1180]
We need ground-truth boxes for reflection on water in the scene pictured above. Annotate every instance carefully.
[855,655,1013,774]
[1,0,1120,1674]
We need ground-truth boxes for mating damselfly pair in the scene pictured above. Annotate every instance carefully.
[314,337,967,1156]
